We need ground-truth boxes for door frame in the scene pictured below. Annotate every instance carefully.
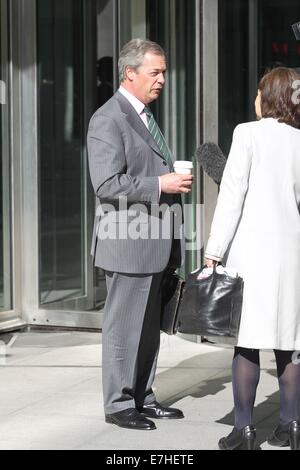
[0,0,25,331]
[202,0,219,249]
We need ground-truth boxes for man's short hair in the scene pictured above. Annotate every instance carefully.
[118,39,165,83]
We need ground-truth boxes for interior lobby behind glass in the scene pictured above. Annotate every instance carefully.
[218,0,300,156]
[37,0,112,313]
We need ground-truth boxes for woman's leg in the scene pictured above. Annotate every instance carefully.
[218,347,259,450]
[232,347,260,429]
[274,350,300,426]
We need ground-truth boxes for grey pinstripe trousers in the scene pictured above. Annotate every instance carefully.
[102,270,165,414]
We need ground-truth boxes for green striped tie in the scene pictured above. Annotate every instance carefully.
[144,107,174,171]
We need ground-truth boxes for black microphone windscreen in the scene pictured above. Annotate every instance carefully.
[195,143,227,185]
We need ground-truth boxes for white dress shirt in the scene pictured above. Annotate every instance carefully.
[119,86,148,127]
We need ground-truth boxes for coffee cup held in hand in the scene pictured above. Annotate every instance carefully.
[173,161,194,175]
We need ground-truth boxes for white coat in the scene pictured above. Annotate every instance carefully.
[205,118,300,350]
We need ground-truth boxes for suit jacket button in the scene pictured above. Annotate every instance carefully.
[163,161,167,166]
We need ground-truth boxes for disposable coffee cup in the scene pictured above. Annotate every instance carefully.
[173,161,194,175]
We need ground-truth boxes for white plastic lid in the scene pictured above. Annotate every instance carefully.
[173,161,194,168]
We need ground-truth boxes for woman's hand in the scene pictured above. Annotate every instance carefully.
[205,258,218,268]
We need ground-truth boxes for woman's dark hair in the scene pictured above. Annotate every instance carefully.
[258,67,300,129]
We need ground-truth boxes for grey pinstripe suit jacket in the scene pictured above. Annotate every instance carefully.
[87,91,182,274]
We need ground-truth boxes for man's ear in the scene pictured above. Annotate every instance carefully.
[125,67,136,82]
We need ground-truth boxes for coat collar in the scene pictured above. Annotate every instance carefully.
[114,91,165,160]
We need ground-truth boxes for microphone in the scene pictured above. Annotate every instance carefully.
[195,143,227,185]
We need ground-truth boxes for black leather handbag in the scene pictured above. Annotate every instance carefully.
[178,266,244,338]
[161,272,185,335]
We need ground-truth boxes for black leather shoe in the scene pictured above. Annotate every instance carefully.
[105,408,156,430]
[137,401,184,419]
[218,425,256,450]
[267,421,300,449]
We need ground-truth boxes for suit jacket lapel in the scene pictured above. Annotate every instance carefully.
[114,91,165,161]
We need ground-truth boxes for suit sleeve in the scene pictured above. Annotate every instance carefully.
[87,113,160,204]
[205,124,253,261]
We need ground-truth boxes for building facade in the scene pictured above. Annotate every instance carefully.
[0,0,299,331]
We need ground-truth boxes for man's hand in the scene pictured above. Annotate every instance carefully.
[160,173,194,194]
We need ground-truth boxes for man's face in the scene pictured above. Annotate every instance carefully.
[127,52,167,104]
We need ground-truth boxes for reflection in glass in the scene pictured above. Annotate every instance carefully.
[38,0,85,306]
[37,0,110,313]
[218,0,252,155]
[258,0,300,74]
[219,0,300,155]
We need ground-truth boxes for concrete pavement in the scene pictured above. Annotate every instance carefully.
[0,330,291,450]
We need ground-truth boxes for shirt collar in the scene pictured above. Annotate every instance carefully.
[119,86,146,116]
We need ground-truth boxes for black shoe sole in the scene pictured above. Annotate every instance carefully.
[140,413,185,420]
[105,416,156,430]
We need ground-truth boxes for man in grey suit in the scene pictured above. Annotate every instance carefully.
[87,39,193,430]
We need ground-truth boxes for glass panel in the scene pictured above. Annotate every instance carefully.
[0,0,12,312]
[93,0,115,310]
[174,0,197,275]
[37,0,113,313]
[147,0,198,275]
[96,0,114,109]
[218,0,253,155]
[219,0,300,154]
[37,0,85,307]
[258,0,300,73]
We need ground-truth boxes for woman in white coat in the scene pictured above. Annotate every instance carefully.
[205,67,300,450]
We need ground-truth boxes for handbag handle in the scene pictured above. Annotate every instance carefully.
[190,263,222,279]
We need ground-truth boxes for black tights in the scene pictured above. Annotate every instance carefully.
[232,347,300,429]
